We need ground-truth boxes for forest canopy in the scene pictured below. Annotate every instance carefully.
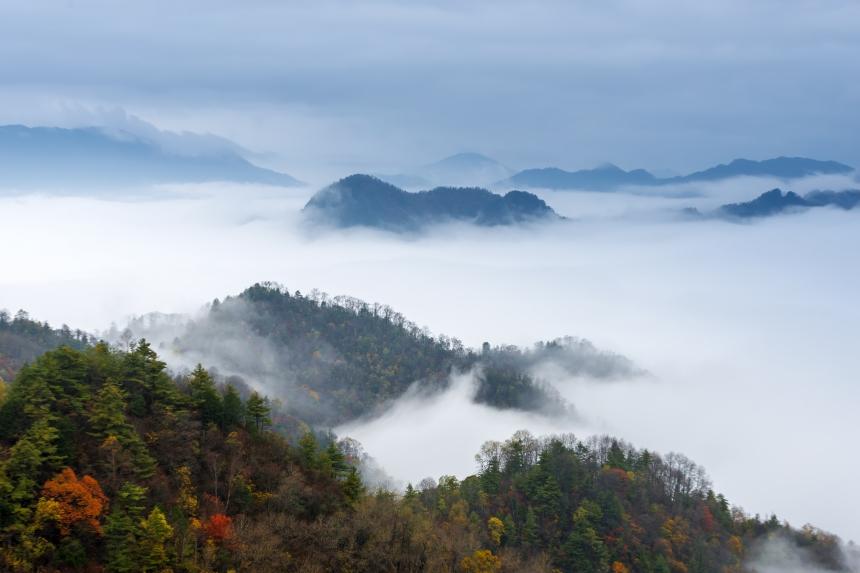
[0,342,855,572]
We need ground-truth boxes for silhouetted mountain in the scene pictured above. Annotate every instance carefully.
[504,157,854,191]
[0,124,302,190]
[805,189,860,209]
[302,174,560,231]
[720,189,811,218]
[683,188,860,220]
[502,164,657,191]
[671,157,853,184]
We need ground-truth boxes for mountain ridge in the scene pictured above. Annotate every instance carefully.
[0,124,303,190]
[501,156,854,191]
[302,173,560,231]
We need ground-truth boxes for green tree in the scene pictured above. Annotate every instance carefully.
[343,467,364,506]
[88,380,155,481]
[325,441,348,478]
[221,384,244,429]
[188,364,222,427]
[139,507,174,572]
[244,391,271,433]
[104,483,148,573]
[298,432,318,469]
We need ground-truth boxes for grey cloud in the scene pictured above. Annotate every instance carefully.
[0,0,858,175]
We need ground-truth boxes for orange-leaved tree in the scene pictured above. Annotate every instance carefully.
[203,513,233,542]
[40,467,109,535]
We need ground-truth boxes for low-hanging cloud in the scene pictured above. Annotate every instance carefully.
[1,176,858,544]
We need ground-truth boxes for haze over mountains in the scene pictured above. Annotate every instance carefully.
[302,174,559,232]
[379,152,513,189]
[686,188,860,220]
[3,123,854,197]
[0,124,302,190]
[502,157,855,191]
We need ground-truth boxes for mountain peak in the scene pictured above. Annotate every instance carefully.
[303,174,560,231]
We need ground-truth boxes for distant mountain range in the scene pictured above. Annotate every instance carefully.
[0,124,303,190]
[500,157,854,191]
[685,188,860,220]
[503,163,657,191]
[302,174,559,231]
[379,152,513,189]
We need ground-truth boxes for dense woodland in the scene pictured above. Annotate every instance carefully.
[0,311,93,382]
[122,283,636,428]
[0,341,855,572]
[0,297,856,572]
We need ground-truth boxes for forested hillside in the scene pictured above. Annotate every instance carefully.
[0,310,93,382]
[122,284,636,427]
[0,343,854,572]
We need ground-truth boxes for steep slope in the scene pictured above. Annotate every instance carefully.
[0,344,853,572]
[121,284,638,426]
[302,174,559,231]
[0,124,302,190]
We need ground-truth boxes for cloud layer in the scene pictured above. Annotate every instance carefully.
[1,177,858,543]
[0,0,858,178]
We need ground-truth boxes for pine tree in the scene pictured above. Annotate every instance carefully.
[244,391,271,433]
[188,364,222,427]
[139,507,174,572]
[298,432,318,469]
[221,384,244,429]
[88,380,155,481]
[325,441,348,478]
[104,483,148,573]
[343,467,364,506]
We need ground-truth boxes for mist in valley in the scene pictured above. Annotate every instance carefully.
[2,174,859,548]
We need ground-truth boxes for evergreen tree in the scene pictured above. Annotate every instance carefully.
[104,483,148,573]
[139,507,174,572]
[325,441,348,478]
[298,431,318,469]
[343,467,364,506]
[88,380,155,481]
[244,391,271,433]
[221,384,244,429]
[188,364,222,427]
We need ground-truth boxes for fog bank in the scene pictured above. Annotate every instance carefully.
[1,178,858,542]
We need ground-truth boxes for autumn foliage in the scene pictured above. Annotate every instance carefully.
[460,549,502,573]
[204,513,233,542]
[40,467,108,535]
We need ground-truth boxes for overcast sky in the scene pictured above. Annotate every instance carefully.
[1,0,858,180]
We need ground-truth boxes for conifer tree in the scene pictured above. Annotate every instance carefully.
[244,391,271,433]
[188,364,222,427]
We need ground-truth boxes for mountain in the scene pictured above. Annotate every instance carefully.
[119,284,642,427]
[0,310,92,381]
[381,152,513,189]
[720,188,811,218]
[420,152,513,186]
[0,124,303,190]
[503,157,855,191]
[671,156,854,184]
[0,330,854,571]
[718,188,860,218]
[501,164,657,191]
[302,174,560,231]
